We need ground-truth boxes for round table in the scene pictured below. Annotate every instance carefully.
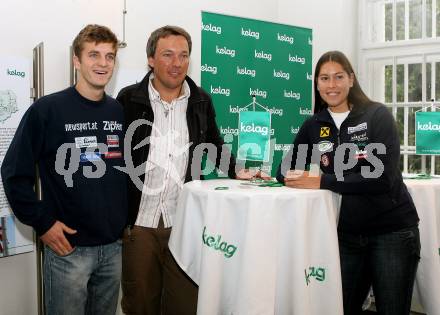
[169,179,343,315]
[404,179,440,315]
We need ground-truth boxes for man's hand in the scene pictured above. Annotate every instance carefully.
[40,221,77,256]
[284,170,321,189]
[236,169,272,180]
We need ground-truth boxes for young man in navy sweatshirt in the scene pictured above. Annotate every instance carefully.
[1,24,127,315]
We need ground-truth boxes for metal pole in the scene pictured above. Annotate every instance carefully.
[33,43,44,100]
[0,217,8,257]
[33,42,45,315]
[119,0,128,48]
[70,46,77,86]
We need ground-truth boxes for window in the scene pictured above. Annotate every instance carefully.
[359,0,440,174]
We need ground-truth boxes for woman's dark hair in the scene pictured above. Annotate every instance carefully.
[313,51,372,114]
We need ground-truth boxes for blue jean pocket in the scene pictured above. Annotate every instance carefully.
[392,226,421,258]
[391,227,414,238]
[46,245,78,258]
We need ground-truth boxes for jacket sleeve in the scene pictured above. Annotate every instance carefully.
[1,104,56,235]
[276,120,313,182]
[116,88,130,133]
[116,87,127,107]
[204,92,238,179]
[320,105,400,194]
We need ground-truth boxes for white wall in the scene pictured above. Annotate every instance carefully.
[0,1,357,314]
[278,0,359,71]
[0,0,358,95]
[0,251,38,315]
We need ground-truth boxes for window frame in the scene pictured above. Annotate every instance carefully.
[359,0,440,175]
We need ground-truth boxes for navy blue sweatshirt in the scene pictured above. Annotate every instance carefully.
[1,87,127,246]
[277,103,419,235]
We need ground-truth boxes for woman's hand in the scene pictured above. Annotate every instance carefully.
[236,169,271,180]
[284,170,321,189]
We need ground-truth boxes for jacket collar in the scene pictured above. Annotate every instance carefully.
[129,70,204,106]
[314,103,367,124]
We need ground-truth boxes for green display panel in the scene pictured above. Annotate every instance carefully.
[201,11,313,176]
[416,111,440,155]
[238,111,271,162]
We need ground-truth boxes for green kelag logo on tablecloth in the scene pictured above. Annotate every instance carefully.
[238,111,271,162]
[304,266,326,285]
[415,111,440,155]
[202,226,237,258]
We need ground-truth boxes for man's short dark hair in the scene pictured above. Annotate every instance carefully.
[72,24,118,59]
[146,25,192,58]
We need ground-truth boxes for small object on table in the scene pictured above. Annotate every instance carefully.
[239,179,283,187]
[214,186,229,190]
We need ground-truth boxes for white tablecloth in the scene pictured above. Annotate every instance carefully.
[405,179,440,315]
[169,179,343,315]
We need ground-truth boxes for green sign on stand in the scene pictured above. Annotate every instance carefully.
[415,111,440,155]
[238,111,271,162]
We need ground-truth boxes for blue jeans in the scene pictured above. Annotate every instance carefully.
[338,226,420,315]
[44,240,122,315]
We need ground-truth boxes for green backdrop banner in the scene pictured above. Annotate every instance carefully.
[201,11,313,175]
[415,111,440,155]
